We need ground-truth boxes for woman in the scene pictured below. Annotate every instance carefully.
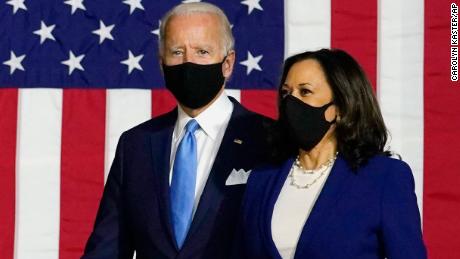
[233,49,426,259]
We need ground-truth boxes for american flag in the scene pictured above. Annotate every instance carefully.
[0,0,458,258]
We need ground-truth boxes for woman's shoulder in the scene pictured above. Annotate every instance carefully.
[366,154,411,172]
[358,154,414,183]
[350,155,416,198]
[366,154,409,166]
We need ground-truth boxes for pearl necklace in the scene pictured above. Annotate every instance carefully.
[288,153,338,189]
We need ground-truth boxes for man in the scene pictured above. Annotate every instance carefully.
[82,2,272,259]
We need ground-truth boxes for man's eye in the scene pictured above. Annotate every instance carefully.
[171,50,183,56]
[198,50,209,55]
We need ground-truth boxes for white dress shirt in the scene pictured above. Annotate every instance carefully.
[169,92,234,215]
[271,163,334,259]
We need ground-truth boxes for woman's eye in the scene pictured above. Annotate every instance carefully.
[300,88,311,96]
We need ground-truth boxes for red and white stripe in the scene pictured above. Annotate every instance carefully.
[424,0,460,255]
[1,0,459,258]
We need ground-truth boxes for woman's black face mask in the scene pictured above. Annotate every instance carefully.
[280,95,336,151]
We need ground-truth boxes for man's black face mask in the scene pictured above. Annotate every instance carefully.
[162,58,226,109]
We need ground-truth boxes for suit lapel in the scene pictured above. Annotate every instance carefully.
[294,155,355,258]
[149,109,177,249]
[185,100,247,243]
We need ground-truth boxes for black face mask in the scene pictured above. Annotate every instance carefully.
[162,60,225,109]
[280,95,336,151]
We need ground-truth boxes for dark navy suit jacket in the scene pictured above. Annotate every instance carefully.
[233,155,427,259]
[82,97,272,259]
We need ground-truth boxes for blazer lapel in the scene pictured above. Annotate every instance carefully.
[294,155,355,258]
[262,158,295,259]
[150,110,177,250]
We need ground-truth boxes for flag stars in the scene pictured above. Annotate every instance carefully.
[123,0,144,14]
[33,21,56,44]
[92,20,115,44]
[240,51,263,75]
[61,51,85,75]
[121,50,144,74]
[151,20,161,36]
[64,0,86,15]
[241,0,263,15]
[6,0,27,14]
[3,51,26,75]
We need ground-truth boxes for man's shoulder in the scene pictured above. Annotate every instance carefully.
[124,108,177,137]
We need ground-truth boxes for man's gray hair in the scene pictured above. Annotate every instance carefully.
[158,2,235,56]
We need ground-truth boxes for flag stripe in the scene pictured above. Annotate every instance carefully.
[15,89,62,259]
[240,90,278,119]
[423,0,460,258]
[59,90,106,259]
[0,89,17,259]
[225,89,241,103]
[331,0,378,89]
[105,89,152,181]
[377,0,425,213]
[285,0,331,56]
[152,89,176,117]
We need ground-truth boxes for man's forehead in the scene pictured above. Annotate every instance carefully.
[167,43,216,50]
[171,11,220,20]
[166,12,221,29]
[164,13,222,44]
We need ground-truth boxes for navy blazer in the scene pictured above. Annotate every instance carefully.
[82,97,273,259]
[233,155,427,259]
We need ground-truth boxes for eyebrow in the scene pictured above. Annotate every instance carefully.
[191,44,214,51]
[298,82,313,87]
[282,82,314,88]
[168,45,184,51]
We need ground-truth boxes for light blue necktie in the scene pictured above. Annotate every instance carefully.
[170,119,199,249]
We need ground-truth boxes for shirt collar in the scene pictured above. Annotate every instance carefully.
[174,91,233,141]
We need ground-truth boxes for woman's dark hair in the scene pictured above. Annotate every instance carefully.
[271,48,390,170]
